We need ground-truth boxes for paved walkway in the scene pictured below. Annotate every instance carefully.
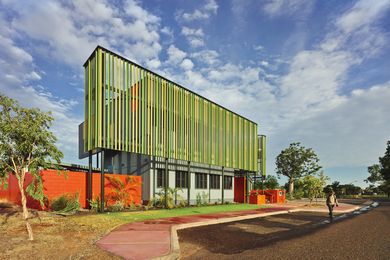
[96,202,360,260]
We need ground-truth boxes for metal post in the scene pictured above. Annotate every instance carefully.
[246,172,249,204]
[187,161,191,206]
[96,153,99,168]
[87,151,92,208]
[208,173,211,204]
[221,166,224,204]
[165,158,168,208]
[152,156,156,199]
[100,150,105,212]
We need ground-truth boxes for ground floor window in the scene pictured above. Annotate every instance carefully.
[210,174,220,189]
[224,176,232,190]
[175,171,188,188]
[157,169,166,188]
[195,173,207,189]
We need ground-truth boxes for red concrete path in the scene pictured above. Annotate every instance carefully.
[96,203,360,260]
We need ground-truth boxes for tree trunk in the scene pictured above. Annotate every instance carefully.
[288,179,294,195]
[16,170,34,241]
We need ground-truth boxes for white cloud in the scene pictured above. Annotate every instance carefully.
[191,49,219,65]
[187,38,205,48]
[180,59,194,71]
[272,82,390,169]
[336,0,390,34]
[253,45,265,51]
[180,0,218,22]
[6,0,162,67]
[0,30,81,163]
[166,45,187,65]
[181,27,204,37]
[263,0,315,18]
[181,27,205,48]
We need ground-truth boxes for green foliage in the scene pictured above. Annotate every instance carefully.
[196,192,209,206]
[107,201,125,212]
[88,196,100,212]
[150,187,186,209]
[51,193,80,214]
[275,142,321,195]
[367,141,390,197]
[254,175,279,190]
[0,94,63,206]
[301,171,329,203]
[366,164,383,184]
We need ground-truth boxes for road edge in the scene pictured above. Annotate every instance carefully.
[159,201,376,260]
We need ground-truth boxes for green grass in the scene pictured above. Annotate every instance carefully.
[70,203,265,231]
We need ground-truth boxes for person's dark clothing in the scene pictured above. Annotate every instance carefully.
[326,193,338,221]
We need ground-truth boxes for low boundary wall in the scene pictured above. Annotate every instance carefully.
[0,169,142,209]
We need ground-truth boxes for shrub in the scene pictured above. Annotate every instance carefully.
[51,193,80,214]
[107,201,125,212]
[88,196,100,212]
[150,187,185,209]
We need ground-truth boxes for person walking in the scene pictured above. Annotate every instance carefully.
[326,190,338,221]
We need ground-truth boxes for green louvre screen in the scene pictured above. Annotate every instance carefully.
[83,46,258,172]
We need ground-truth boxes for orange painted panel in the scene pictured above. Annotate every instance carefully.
[0,170,142,210]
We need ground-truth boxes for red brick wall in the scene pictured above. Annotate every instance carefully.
[0,169,142,209]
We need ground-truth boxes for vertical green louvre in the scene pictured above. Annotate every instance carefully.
[84,47,259,172]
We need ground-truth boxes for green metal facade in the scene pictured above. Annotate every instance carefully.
[83,46,258,172]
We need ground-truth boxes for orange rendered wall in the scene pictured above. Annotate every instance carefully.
[0,169,142,209]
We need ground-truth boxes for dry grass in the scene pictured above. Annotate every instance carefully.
[1,202,263,259]
[0,204,120,259]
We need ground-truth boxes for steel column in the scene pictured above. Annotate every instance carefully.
[187,161,191,205]
[165,157,168,208]
[87,151,92,208]
[221,166,224,203]
[100,150,105,212]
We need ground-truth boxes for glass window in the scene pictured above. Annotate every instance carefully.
[224,176,232,190]
[210,174,220,189]
[175,171,188,188]
[195,173,207,189]
[157,169,165,188]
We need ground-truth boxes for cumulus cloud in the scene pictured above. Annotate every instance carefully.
[6,0,162,67]
[0,30,81,162]
[166,45,187,65]
[0,0,165,163]
[180,59,194,71]
[181,27,205,48]
[180,0,218,22]
[191,49,219,65]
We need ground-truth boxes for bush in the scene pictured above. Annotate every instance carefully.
[51,193,80,214]
[88,196,100,212]
[149,187,185,209]
[107,201,125,212]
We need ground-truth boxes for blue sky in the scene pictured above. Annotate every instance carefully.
[1,0,390,188]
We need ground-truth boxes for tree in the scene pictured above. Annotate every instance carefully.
[254,175,279,190]
[302,171,329,204]
[365,164,383,184]
[366,141,390,197]
[0,95,63,240]
[275,142,322,196]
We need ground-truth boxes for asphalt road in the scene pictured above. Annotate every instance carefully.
[178,200,390,260]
